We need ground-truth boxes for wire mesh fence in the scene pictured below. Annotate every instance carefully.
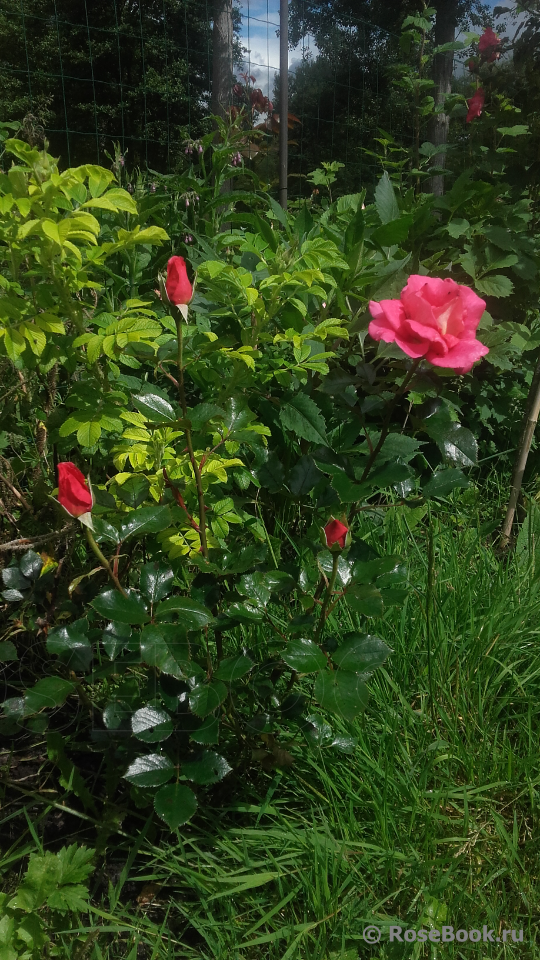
[0,0,399,197]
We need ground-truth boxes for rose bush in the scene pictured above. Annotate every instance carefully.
[368,276,489,375]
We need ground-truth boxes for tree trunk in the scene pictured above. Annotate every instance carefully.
[211,0,233,120]
[425,0,457,197]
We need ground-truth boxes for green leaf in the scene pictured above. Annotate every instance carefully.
[2,566,31,592]
[191,716,220,744]
[116,474,150,508]
[19,550,43,580]
[331,633,391,673]
[77,420,101,447]
[155,597,213,630]
[154,783,197,829]
[438,424,477,467]
[497,125,529,137]
[46,620,92,671]
[365,460,414,489]
[375,171,399,225]
[370,215,413,247]
[289,455,324,496]
[280,393,327,445]
[313,671,369,720]
[102,701,131,730]
[256,451,286,492]
[189,681,228,717]
[90,588,149,625]
[214,655,253,682]
[102,621,132,659]
[131,706,173,743]
[93,517,121,545]
[24,678,75,716]
[133,393,176,422]
[475,275,514,298]
[422,468,470,499]
[344,584,384,617]
[281,637,327,673]
[237,572,271,606]
[0,641,18,662]
[117,505,172,540]
[140,562,174,603]
[140,624,197,678]
[225,601,265,622]
[182,750,232,785]
[123,754,175,788]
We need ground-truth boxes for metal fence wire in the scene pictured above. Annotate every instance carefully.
[0,0,398,196]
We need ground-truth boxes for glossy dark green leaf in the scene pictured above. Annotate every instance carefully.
[116,474,150,508]
[223,397,257,435]
[117,505,172,541]
[313,670,369,720]
[140,624,198,678]
[19,550,43,580]
[220,543,267,575]
[280,393,327,446]
[344,583,384,617]
[131,706,173,743]
[24,678,75,716]
[264,571,296,594]
[256,451,286,493]
[189,681,227,717]
[92,517,121,544]
[155,597,213,630]
[331,633,391,673]
[46,620,92,671]
[365,460,414,489]
[330,471,366,504]
[237,572,271,606]
[140,561,174,603]
[351,555,402,584]
[191,715,219,744]
[225,601,264,623]
[423,468,470,499]
[331,736,358,754]
[154,783,197,829]
[0,641,18,662]
[189,402,226,430]
[133,392,176,422]
[123,753,175,787]
[90,588,149,625]
[371,215,413,247]
[289,455,324,496]
[102,701,131,731]
[303,713,333,747]
[214,655,253,682]
[281,637,327,673]
[182,750,232,785]
[102,621,132,660]
[2,567,31,592]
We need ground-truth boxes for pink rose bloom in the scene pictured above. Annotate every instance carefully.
[466,88,485,123]
[368,275,489,376]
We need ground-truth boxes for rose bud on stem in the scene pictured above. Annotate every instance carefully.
[57,462,127,596]
[315,518,351,643]
[158,256,209,558]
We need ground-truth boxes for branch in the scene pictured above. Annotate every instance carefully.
[0,523,75,552]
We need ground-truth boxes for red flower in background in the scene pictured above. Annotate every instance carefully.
[58,463,93,517]
[466,88,485,123]
[165,256,193,305]
[479,26,501,62]
[324,519,349,550]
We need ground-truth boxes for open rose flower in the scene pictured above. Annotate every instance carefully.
[466,87,485,123]
[479,27,501,63]
[368,276,489,376]
[58,463,93,518]
[165,255,193,305]
[324,519,349,551]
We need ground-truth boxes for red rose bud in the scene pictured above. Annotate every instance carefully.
[467,58,477,72]
[165,255,193,306]
[466,87,485,123]
[58,462,93,518]
[324,518,349,551]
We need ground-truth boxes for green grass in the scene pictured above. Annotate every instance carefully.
[2,485,540,959]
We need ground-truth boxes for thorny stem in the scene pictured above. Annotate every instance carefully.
[174,306,209,558]
[315,551,340,645]
[85,527,128,598]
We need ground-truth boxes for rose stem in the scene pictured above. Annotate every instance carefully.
[359,358,421,484]
[85,527,128,597]
[315,551,340,645]
[500,351,540,549]
[173,304,209,558]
